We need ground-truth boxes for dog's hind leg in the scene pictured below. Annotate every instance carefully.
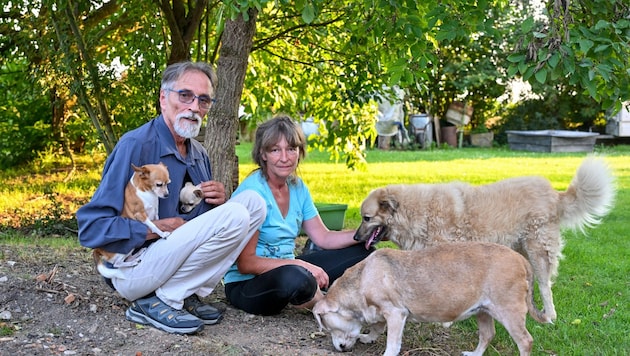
[462,311,495,356]
[496,313,533,356]
[522,229,561,322]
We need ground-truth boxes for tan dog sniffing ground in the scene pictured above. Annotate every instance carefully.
[93,163,171,278]
[353,157,615,321]
[313,243,549,356]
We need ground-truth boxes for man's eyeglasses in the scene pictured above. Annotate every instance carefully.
[165,88,216,110]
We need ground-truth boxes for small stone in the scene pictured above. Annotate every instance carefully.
[0,310,12,320]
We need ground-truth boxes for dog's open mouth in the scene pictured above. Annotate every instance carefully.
[365,226,384,249]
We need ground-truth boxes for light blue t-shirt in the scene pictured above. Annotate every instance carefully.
[224,170,318,284]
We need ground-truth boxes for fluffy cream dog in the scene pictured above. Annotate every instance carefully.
[354,157,615,321]
[313,243,548,356]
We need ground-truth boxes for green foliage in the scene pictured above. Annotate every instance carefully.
[1,0,628,172]
[508,0,630,112]
[0,188,79,238]
[0,61,53,169]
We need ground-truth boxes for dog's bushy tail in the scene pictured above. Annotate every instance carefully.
[559,157,616,234]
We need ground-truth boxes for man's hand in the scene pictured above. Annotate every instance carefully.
[199,180,226,205]
[147,217,186,240]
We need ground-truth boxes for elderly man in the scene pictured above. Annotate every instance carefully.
[77,61,266,334]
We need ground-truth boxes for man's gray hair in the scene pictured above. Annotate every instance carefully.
[161,61,218,92]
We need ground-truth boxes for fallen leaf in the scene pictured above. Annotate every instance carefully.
[603,308,616,319]
[64,294,76,304]
[309,331,326,339]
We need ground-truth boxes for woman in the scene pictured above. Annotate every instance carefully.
[224,115,373,316]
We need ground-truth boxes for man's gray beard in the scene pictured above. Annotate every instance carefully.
[174,113,202,138]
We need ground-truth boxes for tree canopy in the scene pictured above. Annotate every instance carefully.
[1,0,628,190]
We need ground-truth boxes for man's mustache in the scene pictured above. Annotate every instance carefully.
[177,112,203,122]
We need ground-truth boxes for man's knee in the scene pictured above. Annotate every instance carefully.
[230,190,267,224]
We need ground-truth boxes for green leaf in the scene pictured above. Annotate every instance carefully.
[302,3,315,24]
[518,62,528,75]
[507,54,526,63]
[521,17,535,32]
[578,39,594,53]
[594,44,610,53]
[535,68,547,84]
[522,66,535,81]
[594,20,610,30]
[584,78,598,99]
[548,53,560,68]
[507,64,519,77]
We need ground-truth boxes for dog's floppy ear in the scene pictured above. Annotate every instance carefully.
[193,187,203,198]
[312,300,337,331]
[378,194,399,214]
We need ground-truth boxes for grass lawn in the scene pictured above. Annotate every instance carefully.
[237,142,630,355]
[1,143,629,355]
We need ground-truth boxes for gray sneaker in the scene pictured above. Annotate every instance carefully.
[184,294,224,325]
[125,295,204,334]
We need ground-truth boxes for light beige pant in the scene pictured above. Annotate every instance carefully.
[112,190,266,309]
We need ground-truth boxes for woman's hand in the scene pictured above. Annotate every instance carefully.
[298,260,329,289]
[199,180,226,205]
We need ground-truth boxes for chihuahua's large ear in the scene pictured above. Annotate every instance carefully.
[312,300,338,331]
[193,188,203,198]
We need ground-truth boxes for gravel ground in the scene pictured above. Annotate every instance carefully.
[0,243,389,355]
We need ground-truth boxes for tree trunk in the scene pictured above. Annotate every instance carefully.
[205,8,258,196]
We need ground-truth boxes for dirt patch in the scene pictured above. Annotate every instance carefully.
[0,243,474,356]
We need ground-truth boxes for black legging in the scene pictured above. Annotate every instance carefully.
[225,244,373,316]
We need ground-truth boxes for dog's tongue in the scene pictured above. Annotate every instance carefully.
[365,226,381,249]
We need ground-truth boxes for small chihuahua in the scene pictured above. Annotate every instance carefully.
[93,162,172,279]
[179,182,204,213]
